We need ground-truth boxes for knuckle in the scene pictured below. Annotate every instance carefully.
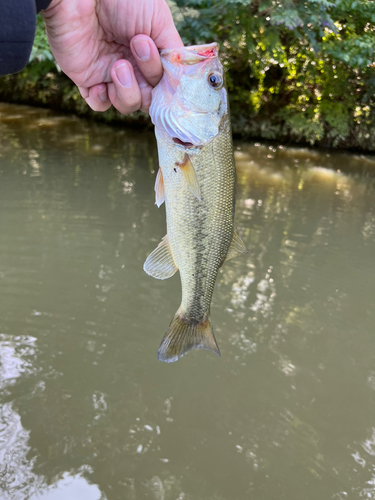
[114,93,141,115]
[79,87,89,99]
[140,105,150,114]
[85,97,111,113]
[140,93,152,114]
[141,68,161,88]
[117,102,140,115]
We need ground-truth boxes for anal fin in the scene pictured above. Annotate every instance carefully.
[224,228,249,263]
[144,235,178,280]
[176,153,201,201]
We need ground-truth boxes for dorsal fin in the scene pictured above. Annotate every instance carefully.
[224,228,249,263]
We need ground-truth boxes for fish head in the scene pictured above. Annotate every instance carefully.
[150,43,228,149]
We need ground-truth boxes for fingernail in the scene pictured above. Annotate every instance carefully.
[133,39,151,61]
[116,63,133,88]
[98,88,108,102]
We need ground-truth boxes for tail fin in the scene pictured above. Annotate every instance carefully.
[158,313,220,363]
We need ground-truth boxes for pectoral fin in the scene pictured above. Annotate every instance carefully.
[144,235,178,280]
[177,154,201,201]
[154,168,165,207]
[224,228,249,263]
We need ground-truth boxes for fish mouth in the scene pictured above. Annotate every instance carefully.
[172,137,195,148]
[160,43,219,64]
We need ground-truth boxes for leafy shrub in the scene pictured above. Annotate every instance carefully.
[1,2,375,150]
[170,0,375,149]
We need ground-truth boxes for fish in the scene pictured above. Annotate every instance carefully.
[145,43,247,363]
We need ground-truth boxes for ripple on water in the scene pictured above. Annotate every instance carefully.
[1,104,375,500]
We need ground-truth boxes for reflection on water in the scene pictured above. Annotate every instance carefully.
[28,473,104,500]
[0,336,103,500]
[1,103,375,499]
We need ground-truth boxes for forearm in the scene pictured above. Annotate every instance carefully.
[0,0,52,76]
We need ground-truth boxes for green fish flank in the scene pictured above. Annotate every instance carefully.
[145,43,247,362]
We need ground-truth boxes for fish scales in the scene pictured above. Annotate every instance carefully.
[161,122,235,319]
[145,43,247,362]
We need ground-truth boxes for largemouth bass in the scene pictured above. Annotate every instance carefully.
[145,43,246,363]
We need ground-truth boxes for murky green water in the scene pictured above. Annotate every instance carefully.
[1,102,375,500]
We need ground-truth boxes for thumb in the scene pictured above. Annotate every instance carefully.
[153,24,183,51]
[152,2,184,50]
[130,2,184,88]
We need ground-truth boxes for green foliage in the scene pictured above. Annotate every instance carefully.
[28,15,57,78]
[169,0,375,148]
[2,3,375,149]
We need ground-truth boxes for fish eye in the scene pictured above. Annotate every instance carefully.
[207,72,223,89]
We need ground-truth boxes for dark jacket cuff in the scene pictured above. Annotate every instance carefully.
[36,0,53,13]
[0,0,37,76]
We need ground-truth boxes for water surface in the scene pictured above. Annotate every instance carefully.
[1,103,375,500]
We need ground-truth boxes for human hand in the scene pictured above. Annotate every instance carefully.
[42,0,183,114]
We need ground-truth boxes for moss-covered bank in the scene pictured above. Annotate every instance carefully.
[0,71,150,129]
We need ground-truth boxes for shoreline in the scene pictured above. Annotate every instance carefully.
[1,71,375,155]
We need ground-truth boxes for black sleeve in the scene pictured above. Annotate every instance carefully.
[36,0,52,12]
[0,0,53,77]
